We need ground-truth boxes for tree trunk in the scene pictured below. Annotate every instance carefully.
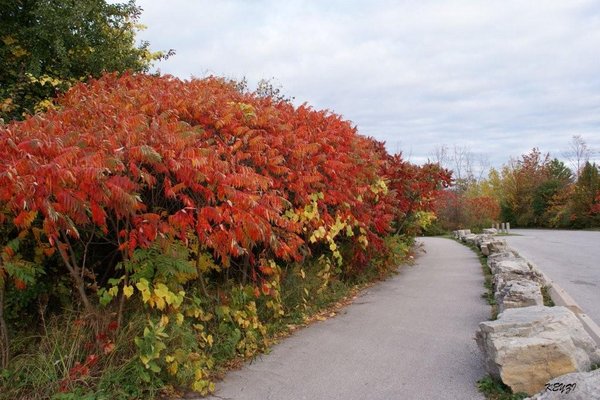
[116,272,129,330]
[0,276,10,369]
[56,236,95,315]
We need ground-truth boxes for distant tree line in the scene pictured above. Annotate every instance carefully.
[428,136,600,231]
[494,146,599,228]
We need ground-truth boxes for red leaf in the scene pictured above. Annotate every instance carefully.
[14,278,27,290]
[13,210,37,229]
[90,201,106,227]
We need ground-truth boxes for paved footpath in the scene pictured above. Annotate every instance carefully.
[206,237,488,400]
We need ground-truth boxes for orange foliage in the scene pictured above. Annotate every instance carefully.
[0,73,450,287]
[434,191,499,230]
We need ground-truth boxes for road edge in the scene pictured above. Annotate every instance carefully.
[528,264,600,346]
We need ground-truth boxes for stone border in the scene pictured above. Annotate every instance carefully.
[454,229,600,344]
[513,256,600,346]
[454,229,600,396]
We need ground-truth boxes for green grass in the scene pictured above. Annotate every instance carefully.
[451,238,498,319]
[0,234,420,399]
[475,250,499,320]
[541,286,555,307]
[1,272,374,400]
[0,312,158,400]
[477,376,528,400]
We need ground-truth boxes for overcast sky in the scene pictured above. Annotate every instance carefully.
[134,0,600,169]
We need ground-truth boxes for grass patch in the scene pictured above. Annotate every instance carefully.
[0,312,158,400]
[1,235,416,399]
[541,286,555,307]
[477,376,528,400]
[452,238,498,319]
[473,247,499,320]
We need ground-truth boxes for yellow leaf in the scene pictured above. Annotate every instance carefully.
[1,97,14,113]
[167,362,178,375]
[154,283,170,299]
[346,225,354,237]
[136,279,149,291]
[154,295,166,310]
[2,35,16,45]
[194,368,205,381]
[159,315,169,327]
[11,46,28,58]
[123,285,134,299]
[136,279,152,303]
[141,290,151,303]
[108,286,119,297]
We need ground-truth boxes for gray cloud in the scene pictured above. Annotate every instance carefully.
[135,0,600,168]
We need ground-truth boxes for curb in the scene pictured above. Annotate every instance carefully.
[453,230,600,347]
[527,261,600,347]
[548,282,600,346]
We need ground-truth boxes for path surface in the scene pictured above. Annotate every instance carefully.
[205,237,488,400]
[504,229,600,325]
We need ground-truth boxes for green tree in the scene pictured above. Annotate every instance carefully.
[531,159,572,225]
[569,162,600,227]
[0,0,171,121]
[500,148,550,227]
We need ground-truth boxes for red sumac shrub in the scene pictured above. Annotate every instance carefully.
[0,72,449,305]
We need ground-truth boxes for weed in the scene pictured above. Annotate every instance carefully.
[454,239,498,319]
[1,235,416,399]
[541,286,555,307]
[477,376,528,400]
[0,311,159,400]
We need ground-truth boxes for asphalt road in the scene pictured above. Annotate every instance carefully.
[504,229,600,325]
[204,237,487,400]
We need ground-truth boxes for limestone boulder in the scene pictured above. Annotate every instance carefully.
[489,257,531,276]
[486,239,508,254]
[488,257,546,290]
[495,279,544,312]
[462,233,477,244]
[475,234,494,248]
[476,306,600,395]
[480,239,508,256]
[481,242,491,256]
[487,250,519,267]
[526,369,600,400]
[455,229,471,240]
[483,228,498,235]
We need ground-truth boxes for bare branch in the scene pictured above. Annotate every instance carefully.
[564,135,591,178]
